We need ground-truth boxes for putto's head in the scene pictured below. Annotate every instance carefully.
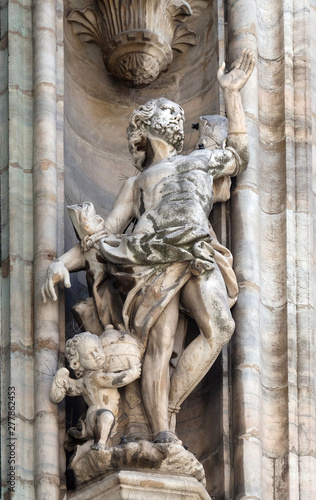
[126,98,185,171]
[65,331,106,378]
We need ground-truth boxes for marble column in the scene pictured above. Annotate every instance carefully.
[33,0,66,495]
[229,0,315,498]
[0,0,64,496]
[0,0,35,495]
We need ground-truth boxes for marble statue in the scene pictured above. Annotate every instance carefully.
[50,329,141,450]
[43,49,254,453]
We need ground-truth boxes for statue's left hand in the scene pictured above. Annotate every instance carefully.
[41,260,71,303]
[217,49,255,92]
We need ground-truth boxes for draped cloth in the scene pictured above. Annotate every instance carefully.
[97,223,238,354]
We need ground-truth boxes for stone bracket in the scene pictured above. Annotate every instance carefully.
[67,0,197,87]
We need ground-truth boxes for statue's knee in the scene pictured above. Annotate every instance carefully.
[204,315,234,345]
[222,317,235,343]
[96,409,115,426]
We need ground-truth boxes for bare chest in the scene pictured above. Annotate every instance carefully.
[136,158,213,212]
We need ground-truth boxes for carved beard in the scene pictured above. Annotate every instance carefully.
[149,118,184,151]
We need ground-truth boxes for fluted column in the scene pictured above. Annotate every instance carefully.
[0,0,35,495]
[32,0,62,496]
[229,0,315,498]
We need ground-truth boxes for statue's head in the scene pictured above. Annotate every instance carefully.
[67,202,105,241]
[65,331,106,378]
[126,97,185,171]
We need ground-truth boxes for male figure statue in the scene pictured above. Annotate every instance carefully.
[42,50,255,444]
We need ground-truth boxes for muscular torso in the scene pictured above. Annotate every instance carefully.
[132,152,215,235]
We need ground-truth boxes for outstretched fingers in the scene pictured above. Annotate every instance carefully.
[239,49,255,77]
[41,281,56,303]
[48,279,57,302]
[246,52,255,77]
[238,48,249,72]
[41,273,58,303]
[63,268,71,288]
[41,285,47,303]
[234,51,244,71]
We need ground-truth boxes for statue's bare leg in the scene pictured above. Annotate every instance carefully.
[141,295,180,443]
[91,409,115,451]
[168,265,235,430]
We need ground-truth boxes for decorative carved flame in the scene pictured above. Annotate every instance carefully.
[68,0,197,87]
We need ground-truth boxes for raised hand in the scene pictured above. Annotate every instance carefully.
[41,260,71,303]
[217,49,255,92]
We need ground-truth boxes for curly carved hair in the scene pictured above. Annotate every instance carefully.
[126,98,184,172]
[65,331,97,379]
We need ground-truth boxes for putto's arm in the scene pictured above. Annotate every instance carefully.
[217,49,255,175]
[94,363,141,388]
[50,367,83,403]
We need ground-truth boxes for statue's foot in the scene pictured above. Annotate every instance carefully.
[153,431,182,445]
[68,428,86,440]
[124,422,151,442]
[67,418,87,440]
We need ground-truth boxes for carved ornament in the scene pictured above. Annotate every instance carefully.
[68,0,197,87]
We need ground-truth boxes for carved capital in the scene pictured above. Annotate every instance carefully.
[68,0,197,87]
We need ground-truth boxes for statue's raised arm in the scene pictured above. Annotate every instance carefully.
[217,49,255,173]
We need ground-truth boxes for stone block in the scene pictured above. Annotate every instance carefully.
[67,470,211,500]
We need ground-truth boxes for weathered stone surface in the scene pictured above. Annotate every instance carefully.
[68,470,211,499]
[69,441,206,488]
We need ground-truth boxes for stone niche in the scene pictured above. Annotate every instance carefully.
[64,0,226,497]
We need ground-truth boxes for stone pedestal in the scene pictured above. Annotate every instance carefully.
[67,470,211,500]
[68,441,206,486]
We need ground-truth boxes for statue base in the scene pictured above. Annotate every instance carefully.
[67,470,211,499]
[68,440,206,487]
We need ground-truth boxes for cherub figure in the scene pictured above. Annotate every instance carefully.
[50,331,141,450]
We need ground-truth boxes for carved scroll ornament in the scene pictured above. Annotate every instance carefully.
[68,0,197,87]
